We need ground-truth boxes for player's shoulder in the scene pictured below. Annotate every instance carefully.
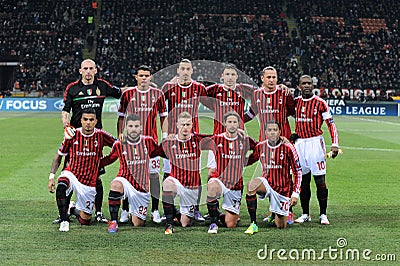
[96,77,113,88]
[95,128,117,138]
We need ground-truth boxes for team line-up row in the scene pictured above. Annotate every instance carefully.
[47,59,339,234]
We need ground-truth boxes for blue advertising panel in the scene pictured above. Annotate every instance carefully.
[326,99,399,116]
[0,98,64,112]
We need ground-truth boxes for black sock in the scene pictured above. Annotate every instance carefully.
[95,178,103,213]
[206,196,219,223]
[56,181,69,222]
[122,198,129,211]
[317,187,328,215]
[108,190,123,221]
[150,174,160,212]
[162,191,174,224]
[300,173,311,214]
[246,194,257,223]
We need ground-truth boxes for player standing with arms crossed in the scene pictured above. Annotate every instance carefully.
[117,65,168,224]
[292,75,339,225]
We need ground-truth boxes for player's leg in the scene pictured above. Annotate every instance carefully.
[162,177,177,234]
[130,189,150,227]
[314,174,329,225]
[295,172,312,223]
[74,182,96,227]
[206,178,222,233]
[221,189,242,228]
[56,177,71,225]
[94,177,107,223]
[244,177,265,234]
[120,198,130,223]
[150,170,162,223]
[275,214,288,229]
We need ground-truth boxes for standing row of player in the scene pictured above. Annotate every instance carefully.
[47,58,339,234]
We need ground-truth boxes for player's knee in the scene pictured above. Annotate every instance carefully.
[162,179,175,192]
[207,179,220,195]
[110,180,123,191]
[78,215,91,225]
[56,179,69,198]
[314,175,326,188]
[247,178,262,194]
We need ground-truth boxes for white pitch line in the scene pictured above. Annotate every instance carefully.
[339,145,400,152]
[344,116,400,126]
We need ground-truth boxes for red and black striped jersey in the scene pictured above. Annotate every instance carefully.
[118,86,167,141]
[63,78,121,129]
[247,140,302,197]
[160,133,206,188]
[100,136,159,192]
[203,133,257,190]
[248,86,295,140]
[206,83,254,134]
[294,95,339,146]
[162,81,208,134]
[59,128,117,187]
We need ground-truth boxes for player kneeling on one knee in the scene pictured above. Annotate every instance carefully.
[244,120,302,233]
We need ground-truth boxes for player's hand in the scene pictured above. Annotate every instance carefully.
[290,196,298,207]
[278,84,291,96]
[237,129,246,138]
[165,134,175,141]
[118,133,127,143]
[280,136,289,144]
[329,146,339,159]
[48,179,55,193]
[289,133,299,144]
[64,124,76,140]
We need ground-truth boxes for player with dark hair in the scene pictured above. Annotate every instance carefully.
[205,64,255,177]
[101,114,160,233]
[293,75,339,225]
[51,59,121,224]
[244,120,302,234]
[47,108,117,232]
[117,65,167,224]
[204,111,257,234]
[162,59,211,222]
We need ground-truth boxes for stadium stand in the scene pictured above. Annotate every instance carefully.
[1,0,399,99]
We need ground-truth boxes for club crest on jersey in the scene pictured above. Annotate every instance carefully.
[229,142,233,149]
[240,142,243,150]
[132,97,136,102]
[87,89,92,95]
[302,107,306,113]
[151,96,156,103]
[96,88,101,96]
[182,91,186,98]
[144,147,148,154]
[141,95,146,102]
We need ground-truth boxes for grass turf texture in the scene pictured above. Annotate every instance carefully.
[0,113,399,265]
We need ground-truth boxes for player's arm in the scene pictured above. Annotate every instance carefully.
[103,79,122,99]
[244,94,257,123]
[288,143,302,206]
[160,116,168,140]
[117,116,124,141]
[246,144,260,166]
[323,112,339,158]
[100,141,120,168]
[47,153,63,193]
[286,93,296,117]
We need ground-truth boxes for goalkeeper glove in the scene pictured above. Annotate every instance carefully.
[64,124,76,140]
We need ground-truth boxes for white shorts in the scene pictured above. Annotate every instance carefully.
[295,135,327,176]
[162,158,171,174]
[208,178,241,215]
[257,177,290,217]
[207,151,217,169]
[60,170,96,215]
[113,177,150,221]
[149,156,161,174]
[165,176,199,218]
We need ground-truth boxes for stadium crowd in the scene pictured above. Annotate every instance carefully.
[1,0,399,99]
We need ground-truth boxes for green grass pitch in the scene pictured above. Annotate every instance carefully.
[0,113,399,265]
